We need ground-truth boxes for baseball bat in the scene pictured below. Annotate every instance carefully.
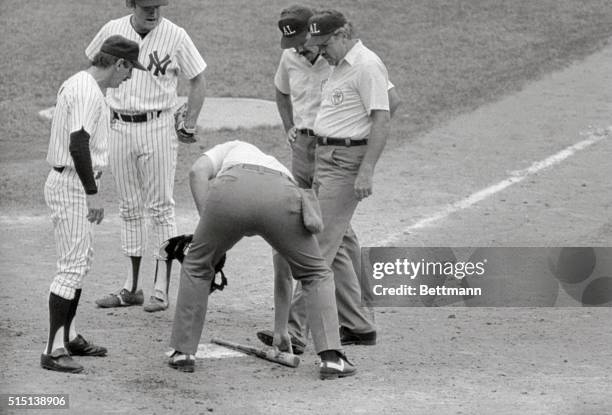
[211,338,300,368]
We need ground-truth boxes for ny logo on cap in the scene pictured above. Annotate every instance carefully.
[282,25,296,36]
[309,22,320,34]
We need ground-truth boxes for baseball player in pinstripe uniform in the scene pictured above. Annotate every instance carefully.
[42,36,145,373]
[85,0,207,312]
[257,5,401,353]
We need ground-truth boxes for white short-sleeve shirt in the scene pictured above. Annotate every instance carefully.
[274,49,331,130]
[313,41,390,139]
[204,140,293,179]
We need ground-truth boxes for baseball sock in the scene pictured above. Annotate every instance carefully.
[153,260,172,297]
[45,293,72,355]
[65,289,82,343]
[124,256,142,292]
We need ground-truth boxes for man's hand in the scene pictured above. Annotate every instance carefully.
[272,331,292,354]
[86,193,104,224]
[354,167,374,200]
[286,126,298,145]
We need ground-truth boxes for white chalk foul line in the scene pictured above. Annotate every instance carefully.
[380,127,611,245]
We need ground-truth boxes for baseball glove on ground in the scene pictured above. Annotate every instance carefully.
[174,103,197,143]
[158,234,227,294]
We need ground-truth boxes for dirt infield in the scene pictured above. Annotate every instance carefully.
[1,35,612,415]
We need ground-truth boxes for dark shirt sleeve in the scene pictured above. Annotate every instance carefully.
[69,128,98,195]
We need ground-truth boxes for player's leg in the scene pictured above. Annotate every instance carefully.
[169,177,245,369]
[257,177,355,379]
[260,132,316,348]
[142,116,178,308]
[96,123,146,307]
[42,170,104,372]
[314,145,376,335]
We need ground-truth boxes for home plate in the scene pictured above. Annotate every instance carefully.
[38,96,281,131]
[196,343,246,359]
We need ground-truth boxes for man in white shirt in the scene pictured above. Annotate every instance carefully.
[167,140,356,380]
[304,9,393,346]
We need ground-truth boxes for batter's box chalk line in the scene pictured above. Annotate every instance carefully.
[196,343,246,359]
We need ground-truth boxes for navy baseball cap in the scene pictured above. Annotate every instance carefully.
[305,10,347,47]
[278,5,313,49]
[100,35,146,70]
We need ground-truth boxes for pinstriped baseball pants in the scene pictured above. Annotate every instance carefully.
[45,169,98,300]
[109,113,178,258]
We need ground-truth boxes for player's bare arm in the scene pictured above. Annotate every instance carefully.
[274,87,297,144]
[184,71,206,129]
[388,86,402,118]
[354,109,390,200]
[273,257,292,351]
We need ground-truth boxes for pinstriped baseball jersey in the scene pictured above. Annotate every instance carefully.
[85,15,206,112]
[46,71,109,171]
[45,70,109,301]
[86,14,206,260]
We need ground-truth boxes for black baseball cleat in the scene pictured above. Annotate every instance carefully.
[66,334,108,356]
[41,348,84,373]
[319,353,356,380]
[340,326,376,346]
[256,329,305,355]
[168,350,195,373]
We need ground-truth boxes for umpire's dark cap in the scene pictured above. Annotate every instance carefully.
[278,5,313,49]
[100,35,147,70]
[305,10,347,46]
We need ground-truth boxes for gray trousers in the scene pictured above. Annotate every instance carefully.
[313,145,375,334]
[277,137,375,343]
[170,165,342,355]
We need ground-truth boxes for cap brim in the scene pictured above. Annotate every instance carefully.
[131,61,147,71]
[304,33,334,47]
[280,30,308,49]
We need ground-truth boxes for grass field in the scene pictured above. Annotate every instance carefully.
[1,0,612,211]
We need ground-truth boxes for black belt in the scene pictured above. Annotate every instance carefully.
[316,136,368,147]
[112,110,163,123]
[297,128,316,137]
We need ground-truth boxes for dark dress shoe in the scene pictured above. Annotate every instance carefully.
[66,334,108,356]
[320,353,357,380]
[41,348,84,373]
[168,351,195,373]
[256,329,305,355]
[340,326,377,346]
